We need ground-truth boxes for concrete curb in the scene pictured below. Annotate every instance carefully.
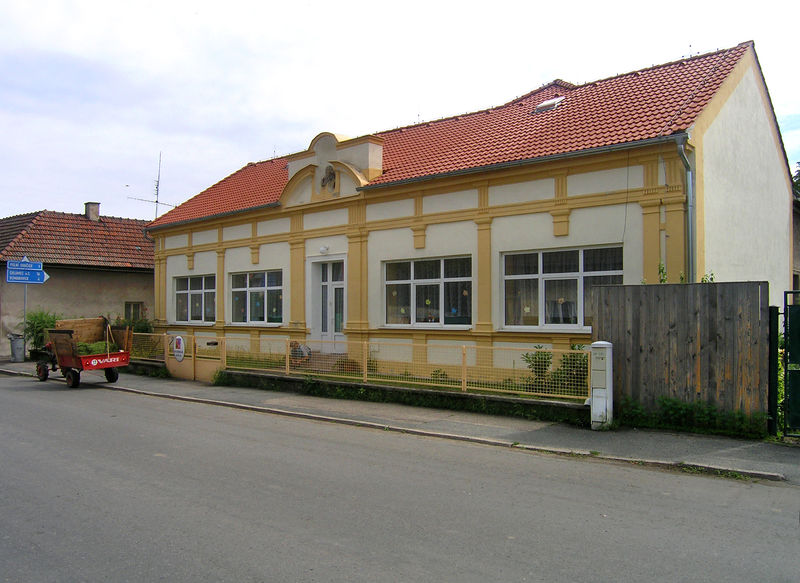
[0,366,787,482]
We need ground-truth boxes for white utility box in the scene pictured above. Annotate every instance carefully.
[590,341,613,430]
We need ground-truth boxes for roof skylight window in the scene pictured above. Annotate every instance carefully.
[534,96,565,113]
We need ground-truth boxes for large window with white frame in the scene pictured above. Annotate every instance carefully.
[175,275,216,323]
[385,257,472,326]
[231,270,283,324]
[503,247,622,327]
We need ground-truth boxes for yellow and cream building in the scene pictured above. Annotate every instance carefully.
[147,42,792,361]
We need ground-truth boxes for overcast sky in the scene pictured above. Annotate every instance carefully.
[1,0,798,222]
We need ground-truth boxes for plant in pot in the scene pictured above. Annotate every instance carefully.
[21,309,60,360]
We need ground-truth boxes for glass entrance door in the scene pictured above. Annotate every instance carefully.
[319,261,345,351]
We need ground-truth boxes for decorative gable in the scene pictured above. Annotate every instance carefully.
[282,132,383,206]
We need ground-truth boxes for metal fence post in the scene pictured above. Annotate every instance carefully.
[768,306,778,436]
[461,345,467,392]
[363,341,369,383]
[192,335,197,381]
[285,338,291,374]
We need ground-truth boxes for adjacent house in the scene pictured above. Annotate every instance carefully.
[146,41,792,361]
[0,203,154,357]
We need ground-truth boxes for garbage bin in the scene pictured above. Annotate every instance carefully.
[8,333,24,362]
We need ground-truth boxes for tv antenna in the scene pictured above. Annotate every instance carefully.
[127,152,176,219]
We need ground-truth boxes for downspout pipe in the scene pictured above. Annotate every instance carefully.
[677,137,696,283]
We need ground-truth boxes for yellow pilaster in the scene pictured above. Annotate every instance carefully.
[643,160,660,187]
[551,173,570,236]
[664,198,687,282]
[289,239,306,329]
[159,257,168,324]
[640,199,661,283]
[215,249,225,326]
[346,230,369,332]
[154,250,167,324]
[474,216,493,334]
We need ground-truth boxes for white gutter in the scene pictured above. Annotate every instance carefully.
[677,138,696,282]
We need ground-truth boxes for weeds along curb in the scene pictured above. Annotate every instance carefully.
[214,369,590,427]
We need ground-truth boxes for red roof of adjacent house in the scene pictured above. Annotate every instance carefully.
[149,42,753,230]
[0,210,153,270]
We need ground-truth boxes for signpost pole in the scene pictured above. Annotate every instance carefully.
[23,284,27,358]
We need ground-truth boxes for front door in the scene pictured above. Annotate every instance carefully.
[319,261,345,352]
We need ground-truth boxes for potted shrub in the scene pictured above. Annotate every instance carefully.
[21,309,60,361]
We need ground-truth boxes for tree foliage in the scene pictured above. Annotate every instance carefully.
[793,162,800,198]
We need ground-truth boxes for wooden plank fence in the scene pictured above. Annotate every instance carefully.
[589,282,769,416]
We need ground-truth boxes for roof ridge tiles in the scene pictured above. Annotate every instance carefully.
[39,209,150,224]
[575,41,751,89]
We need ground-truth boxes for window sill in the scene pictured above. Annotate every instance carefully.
[499,325,592,334]
[380,324,473,331]
[228,322,284,327]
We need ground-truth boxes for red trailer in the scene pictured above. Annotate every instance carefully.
[35,317,130,388]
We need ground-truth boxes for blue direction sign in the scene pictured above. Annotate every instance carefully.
[7,269,49,283]
[5,256,49,284]
[7,258,43,271]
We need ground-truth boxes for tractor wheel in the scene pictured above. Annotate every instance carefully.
[65,369,81,388]
[104,367,119,383]
[36,361,49,381]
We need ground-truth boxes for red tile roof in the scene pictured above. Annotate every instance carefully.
[149,42,753,230]
[148,158,288,230]
[0,211,153,270]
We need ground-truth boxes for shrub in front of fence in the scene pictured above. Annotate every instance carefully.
[617,396,767,438]
[520,345,588,398]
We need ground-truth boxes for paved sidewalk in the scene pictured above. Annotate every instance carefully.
[2,359,799,484]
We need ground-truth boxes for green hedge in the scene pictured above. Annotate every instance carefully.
[212,369,589,427]
[617,396,767,438]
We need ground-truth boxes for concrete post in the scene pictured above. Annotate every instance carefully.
[590,341,613,430]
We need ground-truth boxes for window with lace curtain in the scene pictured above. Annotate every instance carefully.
[503,247,622,328]
[385,257,472,326]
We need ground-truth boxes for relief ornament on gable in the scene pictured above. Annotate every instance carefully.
[321,165,336,194]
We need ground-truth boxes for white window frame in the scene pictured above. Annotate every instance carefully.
[383,256,472,328]
[501,246,622,331]
[230,270,283,325]
[174,275,216,324]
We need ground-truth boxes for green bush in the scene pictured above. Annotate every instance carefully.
[617,395,767,438]
[521,346,552,379]
[113,316,153,333]
[20,309,60,349]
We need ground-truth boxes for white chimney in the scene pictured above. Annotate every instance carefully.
[85,202,100,221]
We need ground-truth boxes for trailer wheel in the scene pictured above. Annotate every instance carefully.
[104,367,119,383]
[36,361,49,381]
[65,369,80,388]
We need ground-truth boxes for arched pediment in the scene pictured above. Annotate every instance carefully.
[281,164,317,207]
[280,161,368,207]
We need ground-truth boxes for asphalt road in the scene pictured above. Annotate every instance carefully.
[1,375,797,582]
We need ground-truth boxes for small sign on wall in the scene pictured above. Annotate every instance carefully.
[174,336,185,362]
